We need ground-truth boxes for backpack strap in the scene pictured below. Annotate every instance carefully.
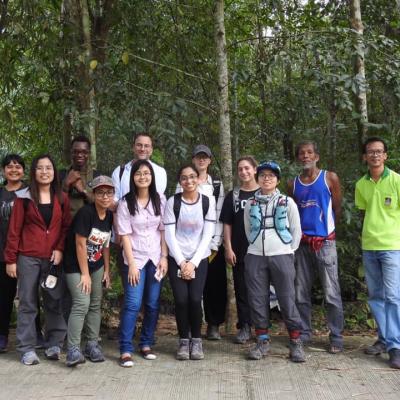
[119,163,125,182]
[232,187,240,212]
[212,179,221,204]
[173,193,209,223]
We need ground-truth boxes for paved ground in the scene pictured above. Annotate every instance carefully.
[0,333,399,400]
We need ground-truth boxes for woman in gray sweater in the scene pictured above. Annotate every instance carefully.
[243,161,305,363]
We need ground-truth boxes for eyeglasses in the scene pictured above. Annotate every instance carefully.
[259,173,277,180]
[180,174,198,182]
[95,190,114,198]
[36,166,53,172]
[134,171,151,178]
[366,149,385,156]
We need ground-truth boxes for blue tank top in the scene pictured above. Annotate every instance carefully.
[293,170,335,237]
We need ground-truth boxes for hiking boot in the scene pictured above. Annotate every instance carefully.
[21,351,40,366]
[235,324,251,344]
[66,346,86,367]
[389,349,400,369]
[248,338,270,360]
[206,325,221,340]
[364,340,386,356]
[190,338,204,360]
[176,338,190,360]
[0,335,8,353]
[83,340,105,362]
[289,338,306,363]
[45,345,61,360]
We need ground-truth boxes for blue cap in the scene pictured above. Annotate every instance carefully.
[256,161,281,179]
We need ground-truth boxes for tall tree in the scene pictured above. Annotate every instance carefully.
[214,0,235,332]
[349,0,368,155]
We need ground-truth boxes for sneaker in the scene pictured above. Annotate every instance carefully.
[235,324,251,344]
[66,346,86,367]
[140,348,157,360]
[364,340,386,355]
[389,349,400,369]
[328,344,343,354]
[248,338,270,360]
[289,338,306,363]
[190,338,204,360]
[206,325,221,340]
[119,354,134,368]
[45,345,61,361]
[83,340,105,362]
[0,335,8,353]
[176,338,190,360]
[21,351,40,366]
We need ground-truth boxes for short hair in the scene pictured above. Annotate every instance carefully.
[177,164,199,183]
[295,141,319,157]
[236,156,257,169]
[362,136,388,154]
[132,132,153,145]
[2,154,25,170]
[71,135,91,149]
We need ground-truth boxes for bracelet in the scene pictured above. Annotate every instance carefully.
[161,254,168,258]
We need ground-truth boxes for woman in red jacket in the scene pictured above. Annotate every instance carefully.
[5,154,71,366]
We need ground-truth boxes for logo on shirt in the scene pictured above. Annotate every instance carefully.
[87,228,110,263]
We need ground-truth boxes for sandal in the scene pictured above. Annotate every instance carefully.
[328,344,343,354]
[140,348,157,360]
[119,354,134,367]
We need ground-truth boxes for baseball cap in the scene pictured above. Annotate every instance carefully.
[192,144,212,158]
[89,175,115,190]
[256,161,281,179]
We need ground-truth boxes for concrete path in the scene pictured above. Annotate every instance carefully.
[0,334,399,400]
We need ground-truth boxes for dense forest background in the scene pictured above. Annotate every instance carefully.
[1,0,400,328]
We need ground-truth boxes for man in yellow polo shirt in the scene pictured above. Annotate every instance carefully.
[355,136,400,369]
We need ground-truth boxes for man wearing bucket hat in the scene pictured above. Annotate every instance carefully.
[63,175,114,366]
[243,161,305,362]
[288,140,344,354]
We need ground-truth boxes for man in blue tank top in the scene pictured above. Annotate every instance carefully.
[288,141,344,353]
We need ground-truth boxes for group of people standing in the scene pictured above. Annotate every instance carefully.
[0,133,399,370]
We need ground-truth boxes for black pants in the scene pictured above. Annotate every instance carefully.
[0,262,17,336]
[232,260,251,328]
[168,257,208,338]
[203,246,227,326]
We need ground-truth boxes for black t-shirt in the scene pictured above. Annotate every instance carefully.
[64,203,113,274]
[219,188,258,264]
[0,187,18,262]
[38,203,53,228]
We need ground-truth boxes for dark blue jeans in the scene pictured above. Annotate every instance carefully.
[119,260,162,355]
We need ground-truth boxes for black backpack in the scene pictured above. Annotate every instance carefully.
[173,193,210,223]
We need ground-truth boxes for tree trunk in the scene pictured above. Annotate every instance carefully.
[214,0,235,334]
[80,0,97,170]
[349,0,368,158]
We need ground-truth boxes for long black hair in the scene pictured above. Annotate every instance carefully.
[29,154,62,205]
[124,159,161,216]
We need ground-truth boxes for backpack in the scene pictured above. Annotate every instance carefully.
[248,195,292,245]
[212,179,222,204]
[173,193,210,223]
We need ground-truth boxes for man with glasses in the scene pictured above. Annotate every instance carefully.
[60,135,100,218]
[112,132,167,200]
[287,140,344,354]
[355,137,400,369]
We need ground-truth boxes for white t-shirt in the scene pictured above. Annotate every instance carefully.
[112,160,167,202]
[175,174,223,250]
[164,193,216,267]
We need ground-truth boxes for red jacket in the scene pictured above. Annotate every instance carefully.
[4,189,71,263]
